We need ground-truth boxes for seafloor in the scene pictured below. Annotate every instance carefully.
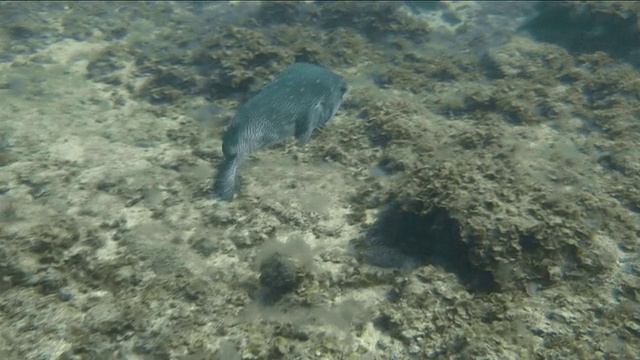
[0,2,639,359]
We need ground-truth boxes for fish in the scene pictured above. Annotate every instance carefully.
[212,63,348,201]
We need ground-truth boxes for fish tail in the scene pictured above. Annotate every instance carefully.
[212,156,241,201]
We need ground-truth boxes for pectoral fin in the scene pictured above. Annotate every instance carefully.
[295,104,322,145]
[212,157,241,201]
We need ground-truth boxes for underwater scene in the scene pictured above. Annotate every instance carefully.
[0,2,639,359]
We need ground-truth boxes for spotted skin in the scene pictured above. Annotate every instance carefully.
[212,63,348,201]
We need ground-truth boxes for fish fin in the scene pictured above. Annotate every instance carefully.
[212,157,241,201]
[295,104,322,145]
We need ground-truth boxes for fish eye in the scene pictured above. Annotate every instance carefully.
[340,85,348,94]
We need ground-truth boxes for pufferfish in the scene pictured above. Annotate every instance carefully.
[212,63,348,201]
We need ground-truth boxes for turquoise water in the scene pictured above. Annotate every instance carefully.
[0,2,638,359]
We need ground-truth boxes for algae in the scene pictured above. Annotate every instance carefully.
[0,2,639,359]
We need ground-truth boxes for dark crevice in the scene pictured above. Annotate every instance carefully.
[358,200,498,293]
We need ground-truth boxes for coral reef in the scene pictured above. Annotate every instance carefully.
[0,1,639,359]
[523,2,640,68]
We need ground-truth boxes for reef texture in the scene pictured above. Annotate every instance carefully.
[0,2,639,359]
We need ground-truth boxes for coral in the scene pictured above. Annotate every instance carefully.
[258,253,304,303]
[2,2,640,359]
[523,2,640,68]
